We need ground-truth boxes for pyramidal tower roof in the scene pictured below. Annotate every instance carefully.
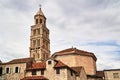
[35,8,45,17]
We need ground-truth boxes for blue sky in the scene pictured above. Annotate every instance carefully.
[0,0,120,70]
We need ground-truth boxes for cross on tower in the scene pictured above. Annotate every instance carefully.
[39,4,42,9]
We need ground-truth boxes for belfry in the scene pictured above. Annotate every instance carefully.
[29,8,50,62]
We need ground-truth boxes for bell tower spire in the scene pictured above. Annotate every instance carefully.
[30,7,50,62]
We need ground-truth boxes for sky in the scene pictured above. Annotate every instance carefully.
[0,0,120,70]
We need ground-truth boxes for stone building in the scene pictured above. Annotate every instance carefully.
[104,69,120,80]
[0,7,105,80]
[21,59,87,80]
[52,48,97,76]
[1,58,33,80]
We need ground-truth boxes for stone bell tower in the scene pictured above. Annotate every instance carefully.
[30,8,50,62]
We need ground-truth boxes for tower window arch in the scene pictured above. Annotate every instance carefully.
[40,19,42,23]
[36,19,38,24]
[33,29,36,35]
[37,29,40,34]
[37,39,40,46]
[33,40,36,47]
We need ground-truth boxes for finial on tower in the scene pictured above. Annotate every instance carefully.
[39,4,42,9]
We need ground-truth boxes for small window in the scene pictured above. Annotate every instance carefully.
[33,40,36,47]
[40,19,42,23]
[32,70,36,75]
[71,70,73,76]
[37,29,40,34]
[15,67,19,73]
[0,67,2,75]
[6,68,10,74]
[48,61,51,64]
[37,39,40,46]
[41,70,44,75]
[56,69,60,74]
[36,19,38,24]
[113,73,119,78]
[33,29,36,35]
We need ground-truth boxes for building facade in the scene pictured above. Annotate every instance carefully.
[52,48,97,76]
[0,58,33,80]
[104,69,120,80]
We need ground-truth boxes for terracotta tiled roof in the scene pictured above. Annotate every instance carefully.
[21,76,47,80]
[71,66,83,74]
[54,60,77,73]
[96,71,105,78]
[3,57,33,64]
[52,47,97,61]
[54,60,68,68]
[27,62,46,70]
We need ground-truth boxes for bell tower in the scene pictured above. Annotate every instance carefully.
[30,8,50,62]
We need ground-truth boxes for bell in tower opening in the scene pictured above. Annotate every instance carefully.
[30,7,50,62]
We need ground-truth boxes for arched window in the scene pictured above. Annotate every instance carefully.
[37,29,40,34]
[37,39,40,46]
[33,29,36,35]
[36,19,38,24]
[40,19,42,23]
[33,40,36,47]
[6,67,10,74]
[15,67,19,73]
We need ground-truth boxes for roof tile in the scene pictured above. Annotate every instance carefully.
[21,76,47,80]
[27,62,46,70]
[52,47,97,61]
[3,57,33,64]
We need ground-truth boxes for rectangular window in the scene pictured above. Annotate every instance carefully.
[0,67,2,75]
[113,73,119,78]
[41,70,44,75]
[37,39,40,46]
[56,69,60,74]
[37,29,40,34]
[32,70,36,75]
[33,40,36,47]
[48,61,51,64]
[71,70,73,76]
[6,68,10,74]
[33,29,36,35]
[15,67,19,73]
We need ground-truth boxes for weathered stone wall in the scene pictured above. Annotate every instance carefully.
[1,63,26,80]
[55,54,96,75]
[25,59,76,80]
[104,70,120,80]
[79,67,87,80]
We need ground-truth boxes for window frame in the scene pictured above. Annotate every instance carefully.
[113,73,119,78]
[32,70,36,75]
[41,69,44,75]
[40,19,42,23]
[15,67,19,73]
[56,69,60,74]
[48,61,51,65]
[0,67,2,75]
[70,70,73,76]
[6,67,10,74]
[36,19,38,24]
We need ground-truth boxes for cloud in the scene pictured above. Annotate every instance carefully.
[0,0,120,70]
